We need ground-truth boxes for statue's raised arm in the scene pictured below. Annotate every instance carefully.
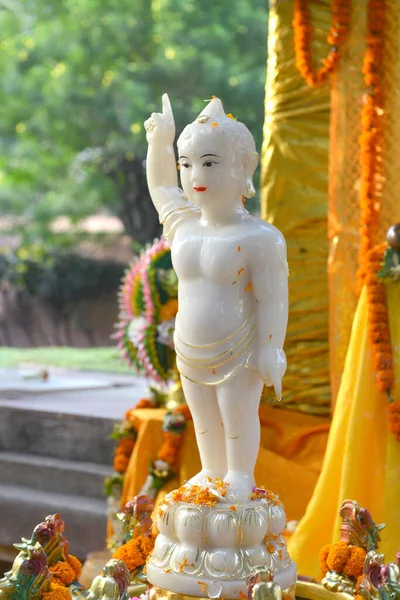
[145,94,200,241]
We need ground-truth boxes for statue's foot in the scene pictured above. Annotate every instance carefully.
[223,471,255,500]
[185,469,221,488]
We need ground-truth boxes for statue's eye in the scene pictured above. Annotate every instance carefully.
[181,162,191,169]
[203,161,217,167]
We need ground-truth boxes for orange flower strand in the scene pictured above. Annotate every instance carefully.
[293,0,351,87]
[357,0,386,289]
[157,431,182,465]
[365,243,395,406]
[118,438,135,453]
[114,454,130,474]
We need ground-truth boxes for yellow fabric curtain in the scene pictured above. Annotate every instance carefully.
[288,283,400,579]
[261,0,332,415]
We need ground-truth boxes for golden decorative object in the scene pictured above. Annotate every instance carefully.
[295,581,353,600]
[387,223,400,251]
[321,572,356,596]
[261,0,332,415]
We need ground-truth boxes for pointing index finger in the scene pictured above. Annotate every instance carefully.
[162,93,174,123]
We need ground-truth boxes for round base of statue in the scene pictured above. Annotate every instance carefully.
[146,480,296,600]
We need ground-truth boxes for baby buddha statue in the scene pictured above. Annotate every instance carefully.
[143,94,295,600]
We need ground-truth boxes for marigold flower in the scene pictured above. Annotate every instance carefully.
[114,454,130,473]
[43,587,71,600]
[136,398,154,409]
[49,561,76,586]
[175,404,192,420]
[356,575,365,593]
[319,544,332,575]
[157,432,182,464]
[326,541,351,572]
[66,554,82,579]
[158,299,178,322]
[118,438,135,453]
[343,546,366,578]
[112,535,155,572]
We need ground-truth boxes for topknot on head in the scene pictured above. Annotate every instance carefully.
[178,97,257,158]
[196,97,226,124]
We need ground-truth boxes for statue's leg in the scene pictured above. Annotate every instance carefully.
[180,377,227,484]
[216,368,264,498]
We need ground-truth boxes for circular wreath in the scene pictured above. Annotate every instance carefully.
[115,238,178,382]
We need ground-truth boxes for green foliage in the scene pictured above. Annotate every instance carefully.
[110,421,137,441]
[378,247,400,280]
[0,246,125,314]
[0,346,134,371]
[0,0,268,244]
[104,474,124,497]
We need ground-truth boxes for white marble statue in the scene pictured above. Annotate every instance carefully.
[144,94,288,500]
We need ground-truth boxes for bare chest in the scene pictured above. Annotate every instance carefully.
[171,224,247,285]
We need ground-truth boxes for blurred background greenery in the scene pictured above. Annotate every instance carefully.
[0,0,269,347]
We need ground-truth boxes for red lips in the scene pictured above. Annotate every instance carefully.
[193,187,207,192]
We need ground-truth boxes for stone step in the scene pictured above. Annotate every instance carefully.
[0,405,116,465]
[0,452,112,499]
[0,484,108,559]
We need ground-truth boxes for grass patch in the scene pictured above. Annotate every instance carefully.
[0,347,133,373]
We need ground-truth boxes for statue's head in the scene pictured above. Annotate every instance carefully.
[177,98,258,208]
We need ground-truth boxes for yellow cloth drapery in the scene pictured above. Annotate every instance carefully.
[261,0,332,415]
[288,283,400,579]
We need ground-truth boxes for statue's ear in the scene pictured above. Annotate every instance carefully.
[242,152,259,198]
[243,152,259,178]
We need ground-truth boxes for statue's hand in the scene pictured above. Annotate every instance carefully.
[144,93,175,145]
[258,346,287,400]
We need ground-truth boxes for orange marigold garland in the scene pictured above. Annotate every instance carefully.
[141,407,191,495]
[293,0,351,87]
[365,243,393,395]
[157,431,182,465]
[110,415,138,475]
[357,0,386,290]
[365,242,400,439]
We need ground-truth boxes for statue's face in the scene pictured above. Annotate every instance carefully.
[177,125,244,207]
